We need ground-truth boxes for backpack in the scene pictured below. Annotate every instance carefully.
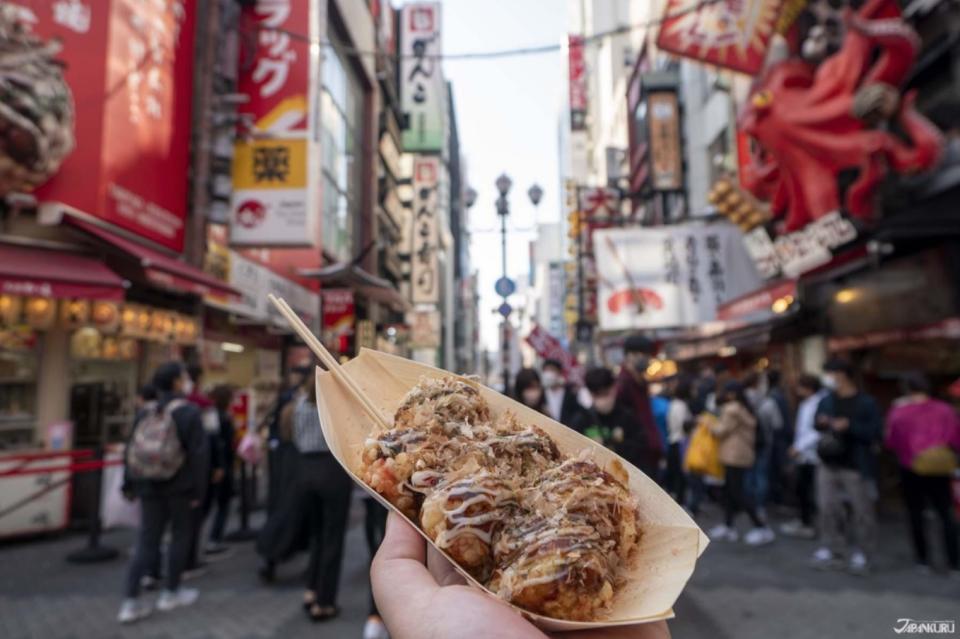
[127,399,187,480]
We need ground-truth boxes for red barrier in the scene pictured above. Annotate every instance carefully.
[0,458,122,478]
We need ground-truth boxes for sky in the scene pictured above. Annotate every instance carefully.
[440,0,568,352]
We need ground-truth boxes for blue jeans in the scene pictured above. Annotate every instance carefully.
[745,437,772,512]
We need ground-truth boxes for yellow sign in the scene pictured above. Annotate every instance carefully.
[232,139,307,190]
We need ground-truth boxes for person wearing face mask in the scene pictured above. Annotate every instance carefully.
[540,359,583,427]
[513,368,547,414]
[616,335,664,479]
[574,367,648,473]
[811,358,881,575]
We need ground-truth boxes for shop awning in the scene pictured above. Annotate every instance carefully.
[298,263,411,313]
[0,244,127,301]
[66,217,239,299]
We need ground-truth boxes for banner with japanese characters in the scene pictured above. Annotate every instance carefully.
[656,0,784,75]
[647,91,683,191]
[24,0,196,252]
[400,3,445,152]
[567,35,587,132]
[525,324,583,385]
[410,156,440,305]
[230,0,321,246]
[594,225,762,330]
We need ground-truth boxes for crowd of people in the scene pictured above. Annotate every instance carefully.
[512,336,960,578]
[113,336,960,634]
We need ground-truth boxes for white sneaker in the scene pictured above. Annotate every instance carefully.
[363,615,390,639]
[779,520,816,539]
[708,524,739,542]
[744,526,775,546]
[117,598,152,624]
[156,587,199,612]
[848,551,869,576]
[810,547,841,570]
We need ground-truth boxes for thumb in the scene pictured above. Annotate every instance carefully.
[371,512,439,626]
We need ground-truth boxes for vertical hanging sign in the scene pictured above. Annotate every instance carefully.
[400,3,444,152]
[410,156,440,305]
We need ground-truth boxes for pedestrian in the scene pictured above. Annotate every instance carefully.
[267,367,310,514]
[692,362,719,415]
[766,370,793,506]
[294,369,353,621]
[118,361,207,624]
[183,364,221,579]
[666,375,694,505]
[134,384,158,422]
[708,381,774,545]
[745,372,783,518]
[651,382,671,480]
[541,358,584,427]
[616,334,663,478]
[780,374,827,539]
[575,367,648,473]
[811,358,882,575]
[363,497,389,639]
[514,367,547,414]
[884,372,960,575]
[205,384,237,556]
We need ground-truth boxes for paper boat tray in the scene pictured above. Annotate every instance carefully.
[314,348,709,632]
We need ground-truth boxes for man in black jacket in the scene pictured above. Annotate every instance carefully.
[541,358,583,428]
[119,361,208,624]
[574,367,649,475]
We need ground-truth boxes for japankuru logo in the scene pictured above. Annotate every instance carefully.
[893,619,956,634]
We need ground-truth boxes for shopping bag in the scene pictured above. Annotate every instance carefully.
[101,462,141,529]
[683,415,724,480]
[237,430,263,465]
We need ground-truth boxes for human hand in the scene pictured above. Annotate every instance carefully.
[832,417,850,432]
[371,512,671,639]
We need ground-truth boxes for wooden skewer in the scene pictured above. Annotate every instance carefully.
[267,294,391,431]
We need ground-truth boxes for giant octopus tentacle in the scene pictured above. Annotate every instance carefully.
[884,91,945,174]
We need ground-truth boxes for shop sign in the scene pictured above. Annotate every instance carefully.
[594,224,762,330]
[379,133,402,180]
[647,92,683,192]
[656,0,784,75]
[568,35,587,131]
[410,157,440,305]
[409,310,440,349]
[400,3,445,152]
[716,279,796,322]
[265,272,320,335]
[525,324,583,385]
[28,0,197,252]
[230,0,321,247]
[547,262,566,340]
[828,317,960,351]
[357,319,376,351]
[321,288,355,354]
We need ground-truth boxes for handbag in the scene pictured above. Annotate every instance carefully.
[816,430,846,464]
[911,445,958,476]
[683,416,724,480]
[237,430,264,465]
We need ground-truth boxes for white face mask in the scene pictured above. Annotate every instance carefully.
[542,370,562,389]
[593,395,616,415]
[182,378,195,395]
[522,388,543,407]
[820,374,837,391]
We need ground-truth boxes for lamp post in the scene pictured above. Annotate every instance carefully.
[495,173,512,394]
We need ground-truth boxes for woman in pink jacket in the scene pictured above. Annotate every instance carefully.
[884,373,960,574]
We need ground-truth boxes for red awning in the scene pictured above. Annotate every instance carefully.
[67,218,239,299]
[0,244,127,301]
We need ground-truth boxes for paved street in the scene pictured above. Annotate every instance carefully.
[1,501,958,639]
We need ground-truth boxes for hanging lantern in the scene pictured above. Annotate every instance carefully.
[137,307,152,336]
[70,326,102,359]
[92,301,120,333]
[0,294,23,325]
[25,297,56,329]
[120,304,138,336]
[60,298,90,329]
[101,336,119,359]
[118,337,138,360]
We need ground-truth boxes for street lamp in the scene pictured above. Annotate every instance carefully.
[496,173,512,395]
[464,186,477,209]
[527,183,543,207]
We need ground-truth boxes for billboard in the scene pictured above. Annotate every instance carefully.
[656,0,784,75]
[647,91,683,192]
[400,3,445,152]
[568,35,587,131]
[230,0,321,247]
[410,156,440,305]
[27,0,197,252]
[594,225,761,330]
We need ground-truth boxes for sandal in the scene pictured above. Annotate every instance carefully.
[306,603,340,622]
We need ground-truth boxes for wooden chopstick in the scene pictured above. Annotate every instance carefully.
[267,294,391,431]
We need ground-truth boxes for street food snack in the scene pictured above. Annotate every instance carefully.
[360,376,642,621]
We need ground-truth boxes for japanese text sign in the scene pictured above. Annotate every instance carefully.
[28,0,196,252]
[400,3,445,152]
[656,0,785,75]
[647,91,683,191]
[410,156,440,305]
[568,35,587,131]
[525,324,583,385]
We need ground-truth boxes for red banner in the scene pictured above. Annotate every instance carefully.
[568,35,586,131]
[321,289,355,354]
[656,0,784,75]
[525,324,583,384]
[27,0,197,252]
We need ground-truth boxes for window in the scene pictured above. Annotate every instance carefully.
[708,128,730,186]
[320,35,364,262]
